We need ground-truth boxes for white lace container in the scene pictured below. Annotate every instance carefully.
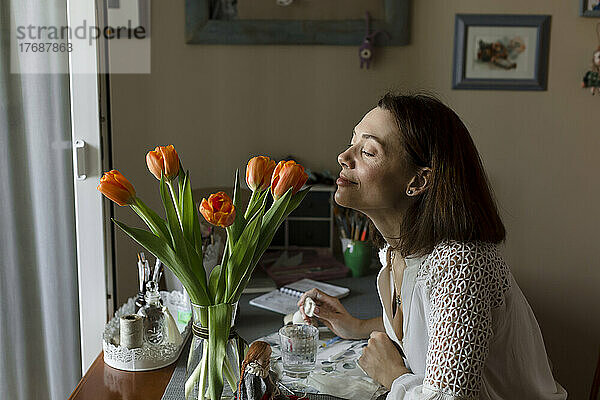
[103,290,192,371]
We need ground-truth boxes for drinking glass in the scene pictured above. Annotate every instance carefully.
[278,324,319,378]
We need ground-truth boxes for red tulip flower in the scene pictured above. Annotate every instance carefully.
[199,191,236,227]
[97,170,136,206]
[270,160,308,200]
[246,156,276,191]
[146,145,180,181]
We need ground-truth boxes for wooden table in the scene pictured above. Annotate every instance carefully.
[68,275,380,400]
[68,351,177,400]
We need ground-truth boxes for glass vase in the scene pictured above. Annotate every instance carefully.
[185,302,247,400]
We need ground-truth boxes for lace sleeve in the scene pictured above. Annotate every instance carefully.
[421,241,499,399]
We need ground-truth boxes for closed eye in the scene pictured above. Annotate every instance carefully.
[348,143,374,157]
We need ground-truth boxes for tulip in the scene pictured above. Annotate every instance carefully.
[270,160,308,200]
[246,156,276,191]
[199,191,236,228]
[97,170,136,206]
[146,145,180,181]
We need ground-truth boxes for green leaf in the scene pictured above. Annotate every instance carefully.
[244,189,268,221]
[184,235,209,298]
[179,171,208,293]
[225,204,265,301]
[193,216,203,257]
[262,188,293,232]
[245,188,309,284]
[232,272,255,304]
[214,240,229,304]
[130,198,170,242]
[229,169,246,244]
[182,171,195,244]
[112,219,209,305]
[208,303,233,400]
[160,174,209,300]
[178,171,184,214]
[243,189,257,220]
[208,264,222,302]
[285,187,311,216]
[227,193,269,301]
[160,174,186,255]
[251,188,293,261]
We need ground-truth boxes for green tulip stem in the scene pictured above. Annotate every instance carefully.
[185,353,202,399]
[167,181,183,229]
[222,356,238,394]
[198,344,209,400]
[243,190,257,220]
[185,342,209,400]
[185,341,237,400]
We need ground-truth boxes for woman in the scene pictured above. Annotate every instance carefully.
[298,93,567,399]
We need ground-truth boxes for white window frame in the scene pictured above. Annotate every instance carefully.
[67,0,114,374]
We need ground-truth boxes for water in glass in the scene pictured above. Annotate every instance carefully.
[279,324,319,378]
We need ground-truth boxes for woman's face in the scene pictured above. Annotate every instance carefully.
[335,107,413,213]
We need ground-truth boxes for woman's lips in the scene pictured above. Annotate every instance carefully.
[336,176,356,186]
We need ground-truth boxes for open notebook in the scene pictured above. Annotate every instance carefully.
[249,278,349,315]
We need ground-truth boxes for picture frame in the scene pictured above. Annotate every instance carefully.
[185,0,410,45]
[580,0,600,18]
[452,14,551,91]
[107,0,151,38]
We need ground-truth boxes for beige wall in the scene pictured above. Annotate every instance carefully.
[110,1,600,398]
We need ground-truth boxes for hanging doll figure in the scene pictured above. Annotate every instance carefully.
[358,12,390,69]
[582,46,600,95]
[237,341,289,400]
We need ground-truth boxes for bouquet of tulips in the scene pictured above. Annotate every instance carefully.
[97,147,309,399]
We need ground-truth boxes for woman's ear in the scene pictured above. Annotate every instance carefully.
[406,167,431,196]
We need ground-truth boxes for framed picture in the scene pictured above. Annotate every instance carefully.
[580,0,600,17]
[185,0,410,45]
[452,14,551,91]
[107,0,151,37]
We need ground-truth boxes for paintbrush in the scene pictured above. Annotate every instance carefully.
[152,258,163,284]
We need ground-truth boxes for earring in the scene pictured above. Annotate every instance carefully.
[407,189,413,195]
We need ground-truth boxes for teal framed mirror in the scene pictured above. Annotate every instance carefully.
[185,0,410,45]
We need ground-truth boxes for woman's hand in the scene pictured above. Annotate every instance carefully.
[297,288,362,339]
[358,331,410,389]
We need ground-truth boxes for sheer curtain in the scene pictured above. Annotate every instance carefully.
[0,1,81,399]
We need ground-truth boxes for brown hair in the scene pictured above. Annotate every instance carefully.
[238,341,271,396]
[371,91,506,257]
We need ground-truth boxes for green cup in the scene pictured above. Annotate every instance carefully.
[343,240,373,277]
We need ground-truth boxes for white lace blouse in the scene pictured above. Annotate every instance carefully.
[377,240,568,400]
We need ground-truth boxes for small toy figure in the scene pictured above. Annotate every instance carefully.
[238,341,288,400]
[582,46,600,95]
[359,12,390,69]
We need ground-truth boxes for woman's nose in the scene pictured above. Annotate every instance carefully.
[337,148,354,169]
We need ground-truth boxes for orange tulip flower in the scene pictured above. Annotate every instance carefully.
[146,145,180,181]
[97,170,136,206]
[246,156,276,191]
[270,160,308,200]
[199,191,236,228]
